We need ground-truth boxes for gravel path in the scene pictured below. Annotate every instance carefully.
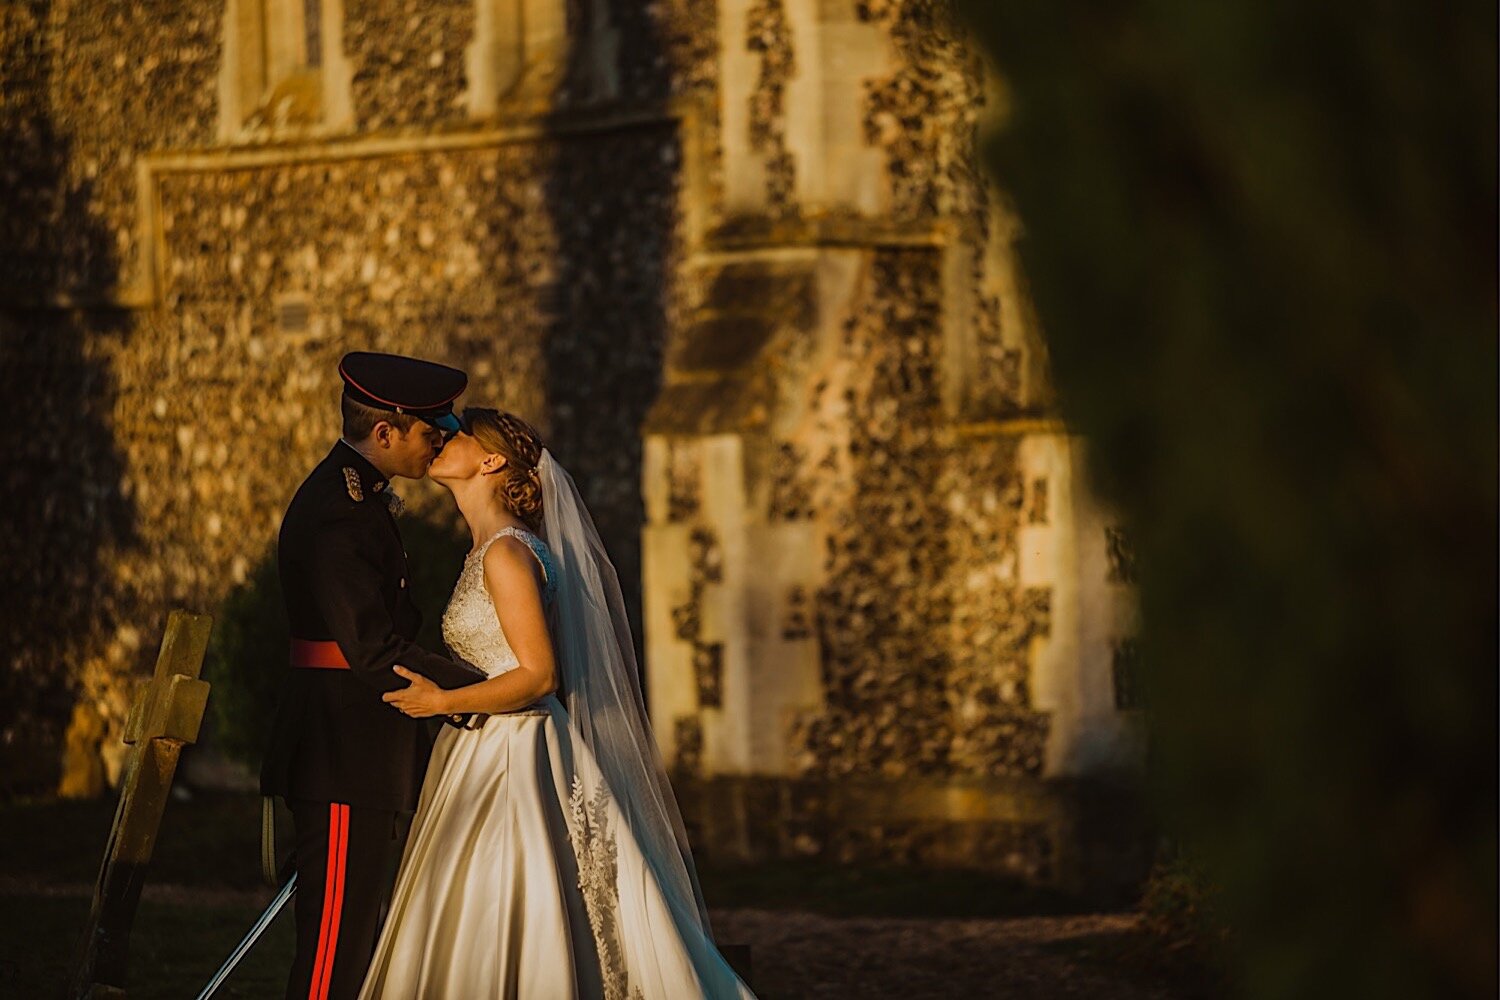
[710,909,1178,1000]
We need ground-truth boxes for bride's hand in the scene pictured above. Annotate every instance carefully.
[382,666,450,718]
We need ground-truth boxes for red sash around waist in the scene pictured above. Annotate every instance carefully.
[290,639,350,670]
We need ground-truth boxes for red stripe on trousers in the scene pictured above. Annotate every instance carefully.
[323,806,350,998]
[308,803,349,1000]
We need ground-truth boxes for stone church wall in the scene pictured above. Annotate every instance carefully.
[1,0,1144,892]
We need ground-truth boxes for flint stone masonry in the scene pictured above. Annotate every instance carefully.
[3,0,1142,887]
[348,0,473,128]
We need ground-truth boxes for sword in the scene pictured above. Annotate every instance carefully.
[194,873,297,1000]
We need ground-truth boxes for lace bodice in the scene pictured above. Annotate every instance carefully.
[441,526,556,677]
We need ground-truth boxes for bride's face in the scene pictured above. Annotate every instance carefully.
[428,430,503,484]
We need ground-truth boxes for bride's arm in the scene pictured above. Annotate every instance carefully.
[383,538,557,718]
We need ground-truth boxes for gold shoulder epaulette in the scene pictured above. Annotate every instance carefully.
[342,467,364,502]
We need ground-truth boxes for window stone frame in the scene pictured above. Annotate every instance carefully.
[217,0,353,142]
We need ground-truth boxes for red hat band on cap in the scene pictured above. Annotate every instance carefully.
[337,352,468,418]
[338,362,463,412]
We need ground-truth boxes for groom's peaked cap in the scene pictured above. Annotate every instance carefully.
[339,351,467,433]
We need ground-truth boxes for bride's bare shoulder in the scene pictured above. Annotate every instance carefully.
[481,533,545,599]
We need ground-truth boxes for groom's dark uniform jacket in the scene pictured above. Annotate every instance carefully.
[260,441,484,811]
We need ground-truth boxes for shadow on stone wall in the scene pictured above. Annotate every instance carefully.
[538,17,681,669]
[0,0,137,797]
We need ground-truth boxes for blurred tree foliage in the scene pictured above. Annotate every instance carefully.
[203,516,469,767]
[955,2,1496,997]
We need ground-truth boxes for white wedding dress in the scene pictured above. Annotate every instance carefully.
[359,526,754,1000]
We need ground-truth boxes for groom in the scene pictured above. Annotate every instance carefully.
[260,351,487,1000]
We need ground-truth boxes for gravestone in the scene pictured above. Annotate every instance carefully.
[71,610,213,1000]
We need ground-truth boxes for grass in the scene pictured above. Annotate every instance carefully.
[3,793,293,997]
[0,895,294,999]
[5,792,270,890]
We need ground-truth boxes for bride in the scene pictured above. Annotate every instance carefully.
[359,408,754,1000]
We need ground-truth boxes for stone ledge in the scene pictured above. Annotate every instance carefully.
[672,773,1152,905]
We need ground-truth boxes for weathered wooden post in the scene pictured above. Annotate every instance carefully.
[71,610,213,1000]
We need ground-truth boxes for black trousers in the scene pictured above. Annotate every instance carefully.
[285,799,404,1000]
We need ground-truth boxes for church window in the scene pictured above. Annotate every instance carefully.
[218,0,352,140]
[303,0,322,68]
[464,0,616,117]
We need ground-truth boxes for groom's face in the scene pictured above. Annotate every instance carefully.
[381,421,445,478]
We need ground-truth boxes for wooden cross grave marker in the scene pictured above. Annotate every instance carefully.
[71,610,214,1000]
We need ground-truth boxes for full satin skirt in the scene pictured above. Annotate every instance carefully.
[358,695,752,999]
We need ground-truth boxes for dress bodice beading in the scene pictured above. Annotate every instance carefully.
[441,526,556,677]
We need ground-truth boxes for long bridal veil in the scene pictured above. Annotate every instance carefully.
[538,450,745,994]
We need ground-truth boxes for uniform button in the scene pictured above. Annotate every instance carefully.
[400,577,407,588]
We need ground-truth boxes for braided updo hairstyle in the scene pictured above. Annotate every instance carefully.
[462,408,545,530]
